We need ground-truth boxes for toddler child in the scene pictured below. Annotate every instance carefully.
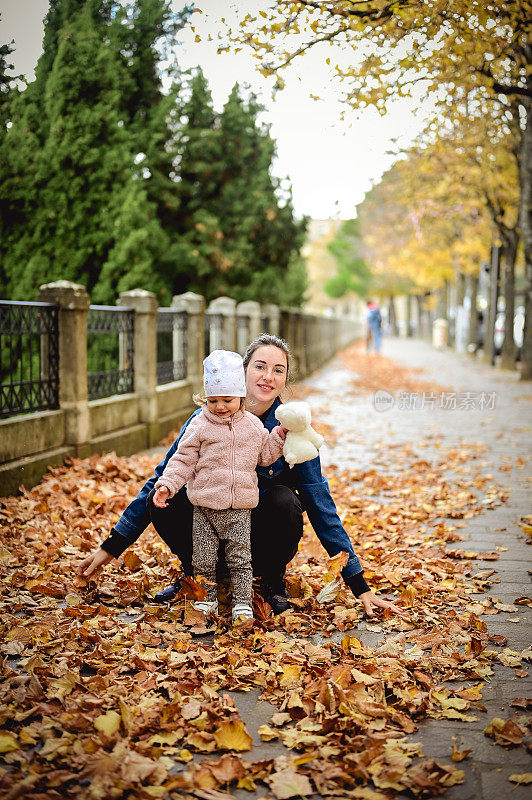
[152,350,286,624]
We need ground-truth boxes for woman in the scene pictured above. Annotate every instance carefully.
[78,334,403,618]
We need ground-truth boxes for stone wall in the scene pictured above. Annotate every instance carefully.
[1,282,362,495]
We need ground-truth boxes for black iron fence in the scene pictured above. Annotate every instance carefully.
[205,312,223,356]
[87,305,134,400]
[157,309,187,384]
[0,300,59,418]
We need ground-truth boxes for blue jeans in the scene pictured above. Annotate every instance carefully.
[370,324,382,352]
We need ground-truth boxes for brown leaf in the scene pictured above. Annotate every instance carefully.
[484,717,526,746]
[179,575,208,601]
[451,744,472,761]
[268,768,313,799]
[205,753,246,784]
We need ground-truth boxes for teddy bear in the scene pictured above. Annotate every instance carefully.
[275,401,324,468]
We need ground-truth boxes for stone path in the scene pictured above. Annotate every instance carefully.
[147,337,532,799]
[299,337,531,800]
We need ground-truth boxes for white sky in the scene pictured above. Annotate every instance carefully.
[2,0,436,219]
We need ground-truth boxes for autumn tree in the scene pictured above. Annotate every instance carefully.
[223,0,531,375]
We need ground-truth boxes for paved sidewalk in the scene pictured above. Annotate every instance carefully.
[142,337,531,799]
[302,337,532,799]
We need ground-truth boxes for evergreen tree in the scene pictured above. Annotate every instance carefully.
[1,2,166,301]
[0,18,19,136]
[210,85,307,305]
[1,4,306,308]
[109,0,193,302]
[171,68,226,298]
[325,218,372,299]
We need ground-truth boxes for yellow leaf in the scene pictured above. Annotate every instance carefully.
[238,775,256,790]
[509,773,532,785]
[65,593,83,606]
[143,788,168,798]
[213,719,252,751]
[326,551,349,576]
[0,732,19,753]
[351,667,378,685]
[94,710,121,736]
[279,664,301,688]
[258,724,279,741]
[175,748,194,762]
[119,697,133,734]
[49,672,78,702]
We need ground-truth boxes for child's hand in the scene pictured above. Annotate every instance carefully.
[277,426,287,441]
[153,486,170,508]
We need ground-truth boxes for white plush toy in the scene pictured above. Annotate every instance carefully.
[275,401,324,468]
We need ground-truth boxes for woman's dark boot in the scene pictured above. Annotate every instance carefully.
[260,577,291,615]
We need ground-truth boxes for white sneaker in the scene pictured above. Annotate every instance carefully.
[232,603,253,623]
[193,599,218,615]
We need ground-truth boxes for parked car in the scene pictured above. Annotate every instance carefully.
[494,305,525,358]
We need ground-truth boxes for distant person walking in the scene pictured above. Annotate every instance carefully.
[366,300,382,353]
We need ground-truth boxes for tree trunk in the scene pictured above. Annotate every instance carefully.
[388,295,398,335]
[467,271,480,355]
[519,75,532,379]
[406,294,413,337]
[416,294,425,339]
[483,244,501,366]
[499,230,519,370]
[436,284,447,319]
[447,278,456,347]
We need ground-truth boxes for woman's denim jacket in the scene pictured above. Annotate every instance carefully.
[108,398,364,582]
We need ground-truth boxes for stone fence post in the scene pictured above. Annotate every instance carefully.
[171,291,205,392]
[38,281,90,449]
[261,303,280,336]
[236,300,261,354]
[207,296,236,352]
[118,289,158,444]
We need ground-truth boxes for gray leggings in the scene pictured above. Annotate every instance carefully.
[192,506,252,606]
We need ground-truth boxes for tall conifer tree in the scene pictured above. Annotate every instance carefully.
[1,1,166,301]
[212,84,307,305]
[171,68,226,298]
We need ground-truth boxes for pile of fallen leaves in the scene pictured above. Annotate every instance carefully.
[1,341,531,798]
[1,442,530,800]
[337,342,452,397]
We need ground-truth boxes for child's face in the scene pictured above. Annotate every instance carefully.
[206,396,241,419]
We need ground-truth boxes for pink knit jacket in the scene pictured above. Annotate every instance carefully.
[154,407,285,510]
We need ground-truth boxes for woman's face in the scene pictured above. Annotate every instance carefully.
[245,345,288,407]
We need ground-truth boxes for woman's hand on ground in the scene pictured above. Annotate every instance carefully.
[153,486,170,508]
[358,590,408,618]
[77,548,113,578]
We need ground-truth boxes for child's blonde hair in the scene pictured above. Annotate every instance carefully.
[193,392,245,409]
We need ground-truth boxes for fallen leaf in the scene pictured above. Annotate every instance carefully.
[268,768,313,799]
[509,773,532,785]
[451,744,472,761]
[94,710,121,737]
[213,720,252,752]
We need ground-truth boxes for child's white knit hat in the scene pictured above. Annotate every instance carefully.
[203,350,246,397]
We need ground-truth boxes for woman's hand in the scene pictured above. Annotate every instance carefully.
[77,548,113,578]
[153,486,170,508]
[277,425,287,441]
[358,590,408,618]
